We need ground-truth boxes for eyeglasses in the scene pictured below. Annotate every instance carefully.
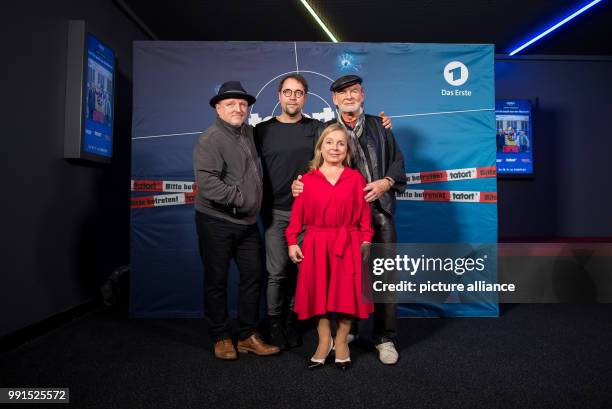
[282,89,305,98]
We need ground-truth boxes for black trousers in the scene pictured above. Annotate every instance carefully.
[195,211,263,342]
[371,206,398,344]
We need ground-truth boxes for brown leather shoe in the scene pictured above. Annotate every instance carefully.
[237,333,280,356]
[214,339,238,360]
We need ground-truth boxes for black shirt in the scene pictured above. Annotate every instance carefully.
[255,116,325,210]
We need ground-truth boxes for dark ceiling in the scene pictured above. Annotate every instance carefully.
[119,0,612,56]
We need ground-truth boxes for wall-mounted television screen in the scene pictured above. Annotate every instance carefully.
[64,20,116,163]
[495,99,533,177]
[83,33,115,158]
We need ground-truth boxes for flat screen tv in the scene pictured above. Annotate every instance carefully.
[64,20,116,163]
[495,99,533,177]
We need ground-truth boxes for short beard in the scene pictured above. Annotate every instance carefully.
[283,106,302,117]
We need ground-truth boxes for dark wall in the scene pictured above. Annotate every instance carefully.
[0,1,146,337]
[1,0,610,338]
[495,56,612,239]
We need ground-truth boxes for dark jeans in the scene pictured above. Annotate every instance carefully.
[263,208,298,317]
[371,206,398,345]
[195,211,263,342]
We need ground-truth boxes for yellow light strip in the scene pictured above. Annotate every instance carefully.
[300,0,339,43]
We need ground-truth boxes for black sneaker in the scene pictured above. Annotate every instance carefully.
[284,322,302,348]
[284,312,302,348]
[269,317,289,350]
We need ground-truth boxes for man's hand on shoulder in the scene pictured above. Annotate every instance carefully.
[379,111,392,130]
[291,175,304,197]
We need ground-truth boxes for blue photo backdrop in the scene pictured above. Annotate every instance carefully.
[130,41,498,318]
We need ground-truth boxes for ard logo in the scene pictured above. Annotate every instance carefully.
[443,61,469,86]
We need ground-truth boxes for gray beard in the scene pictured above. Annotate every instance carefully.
[339,105,362,114]
[339,106,363,116]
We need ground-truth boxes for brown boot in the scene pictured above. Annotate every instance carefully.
[214,339,238,360]
[237,333,280,356]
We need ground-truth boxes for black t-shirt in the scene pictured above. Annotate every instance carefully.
[255,116,325,210]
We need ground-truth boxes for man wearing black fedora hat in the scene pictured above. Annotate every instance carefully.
[194,80,280,360]
[292,74,407,365]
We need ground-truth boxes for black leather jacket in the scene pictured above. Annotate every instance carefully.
[327,114,407,216]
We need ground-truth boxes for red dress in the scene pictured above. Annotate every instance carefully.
[286,167,374,320]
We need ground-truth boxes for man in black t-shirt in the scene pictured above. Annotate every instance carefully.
[255,74,323,350]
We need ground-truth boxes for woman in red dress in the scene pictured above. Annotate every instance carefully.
[286,124,373,370]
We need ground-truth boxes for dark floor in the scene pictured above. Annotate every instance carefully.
[1,304,611,409]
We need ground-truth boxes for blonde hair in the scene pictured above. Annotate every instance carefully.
[308,123,352,171]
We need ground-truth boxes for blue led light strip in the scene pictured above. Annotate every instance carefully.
[509,0,603,56]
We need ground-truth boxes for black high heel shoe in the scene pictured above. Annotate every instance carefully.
[334,342,352,371]
[307,339,334,370]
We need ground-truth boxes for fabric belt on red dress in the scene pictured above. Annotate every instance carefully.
[306,225,358,257]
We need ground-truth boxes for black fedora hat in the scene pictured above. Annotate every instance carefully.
[209,81,256,107]
[330,75,363,92]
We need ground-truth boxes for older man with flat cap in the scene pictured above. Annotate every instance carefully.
[194,81,280,360]
[293,74,406,365]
